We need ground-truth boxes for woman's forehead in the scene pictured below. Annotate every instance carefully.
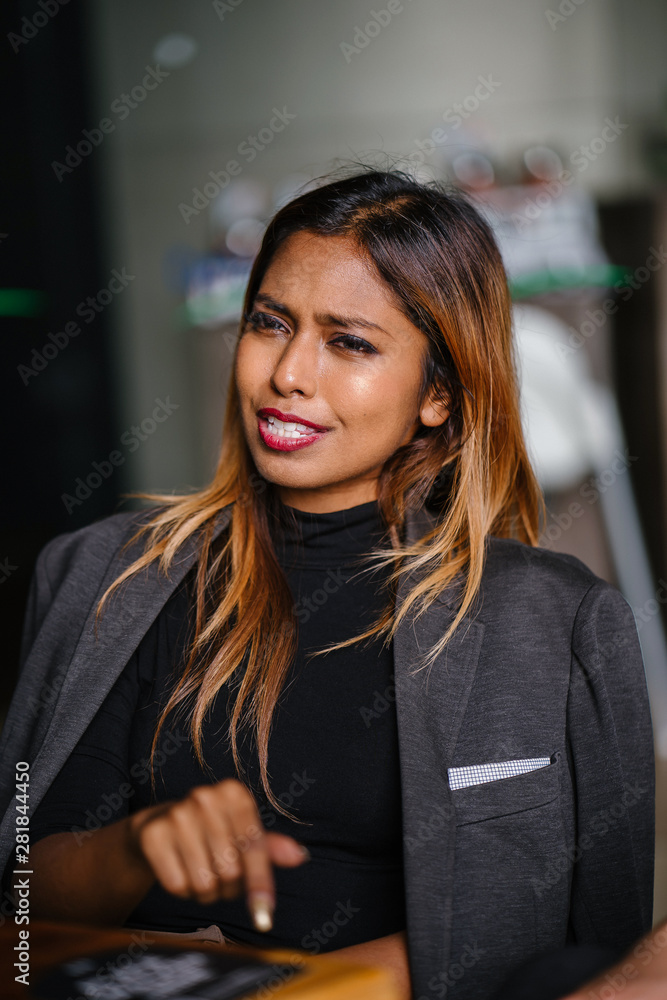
[258,232,396,307]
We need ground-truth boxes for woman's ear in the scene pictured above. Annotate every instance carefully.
[419,387,450,429]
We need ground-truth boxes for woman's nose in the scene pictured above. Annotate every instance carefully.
[270,331,320,397]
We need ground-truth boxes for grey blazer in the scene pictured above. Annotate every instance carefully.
[0,503,655,1000]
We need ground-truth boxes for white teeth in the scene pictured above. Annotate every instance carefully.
[265,415,317,439]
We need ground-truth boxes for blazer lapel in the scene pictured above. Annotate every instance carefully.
[395,505,485,994]
[31,505,234,784]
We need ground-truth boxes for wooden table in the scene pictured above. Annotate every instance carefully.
[0,919,400,999]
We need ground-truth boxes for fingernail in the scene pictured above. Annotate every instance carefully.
[249,893,274,932]
[298,845,311,861]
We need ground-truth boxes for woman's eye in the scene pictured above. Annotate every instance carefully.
[331,334,377,355]
[244,310,286,333]
[243,312,375,355]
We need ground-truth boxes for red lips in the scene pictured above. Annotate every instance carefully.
[257,407,329,432]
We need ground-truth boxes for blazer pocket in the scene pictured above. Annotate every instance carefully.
[451,752,560,826]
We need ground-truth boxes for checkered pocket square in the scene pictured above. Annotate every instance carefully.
[448,757,551,791]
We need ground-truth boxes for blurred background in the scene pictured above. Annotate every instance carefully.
[2,0,667,921]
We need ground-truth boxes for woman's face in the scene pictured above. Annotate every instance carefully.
[234,230,448,513]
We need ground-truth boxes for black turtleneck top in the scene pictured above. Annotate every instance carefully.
[28,499,407,950]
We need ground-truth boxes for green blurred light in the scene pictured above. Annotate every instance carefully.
[0,289,48,317]
[510,265,632,300]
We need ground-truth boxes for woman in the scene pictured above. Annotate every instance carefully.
[0,170,654,1000]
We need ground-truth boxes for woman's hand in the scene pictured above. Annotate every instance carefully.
[126,778,309,931]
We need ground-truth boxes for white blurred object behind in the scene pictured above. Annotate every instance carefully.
[514,303,667,758]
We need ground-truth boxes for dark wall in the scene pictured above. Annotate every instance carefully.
[598,197,667,599]
[1,0,120,706]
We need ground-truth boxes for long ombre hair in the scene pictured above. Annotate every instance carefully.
[98,169,545,819]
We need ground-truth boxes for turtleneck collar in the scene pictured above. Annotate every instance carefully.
[270,498,390,570]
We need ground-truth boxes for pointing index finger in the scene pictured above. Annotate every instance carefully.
[226,798,276,932]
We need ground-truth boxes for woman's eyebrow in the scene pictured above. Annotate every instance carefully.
[315,311,394,339]
[253,293,295,318]
[253,293,393,339]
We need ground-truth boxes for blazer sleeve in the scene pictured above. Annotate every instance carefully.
[566,577,655,948]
